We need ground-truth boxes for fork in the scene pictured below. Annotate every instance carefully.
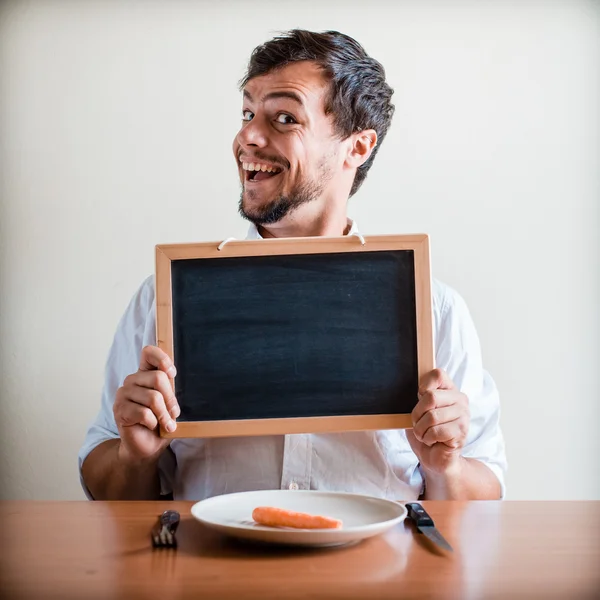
[151,510,180,548]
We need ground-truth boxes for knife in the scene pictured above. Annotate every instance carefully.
[406,503,453,552]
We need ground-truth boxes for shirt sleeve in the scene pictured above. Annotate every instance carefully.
[77,275,174,499]
[433,280,508,497]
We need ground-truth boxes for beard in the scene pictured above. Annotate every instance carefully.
[238,161,334,226]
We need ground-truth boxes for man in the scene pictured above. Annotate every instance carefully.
[80,29,506,502]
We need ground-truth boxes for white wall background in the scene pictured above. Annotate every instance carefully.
[1,0,598,501]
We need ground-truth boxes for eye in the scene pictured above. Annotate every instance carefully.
[242,110,254,121]
[276,113,296,125]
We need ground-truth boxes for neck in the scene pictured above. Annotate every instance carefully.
[256,202,350,239]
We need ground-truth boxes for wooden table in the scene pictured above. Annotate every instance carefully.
[1,501,599,599]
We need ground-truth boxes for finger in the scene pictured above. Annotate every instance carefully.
[405,428,425,456]
[411,389,459,428]
[418,368,456,396]
[124,370,180,420]
[139,345,177,379]
[413,405,463,442]
[421,419,463,448]
[116,401,159,431]
[120,382,177,433]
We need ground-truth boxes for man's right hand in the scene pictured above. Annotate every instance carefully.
[113,345,180,465]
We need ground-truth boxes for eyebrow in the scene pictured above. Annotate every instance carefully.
[243,89,305,106]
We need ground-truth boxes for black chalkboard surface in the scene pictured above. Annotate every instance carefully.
[155,235,433,438]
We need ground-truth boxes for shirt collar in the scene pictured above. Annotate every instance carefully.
[245,219,359,240]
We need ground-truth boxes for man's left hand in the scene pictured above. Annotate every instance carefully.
[406,368,470,475]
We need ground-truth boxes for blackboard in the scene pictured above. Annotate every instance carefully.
[155,235,433,438]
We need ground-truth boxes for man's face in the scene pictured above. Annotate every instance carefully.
[233,61,344,225]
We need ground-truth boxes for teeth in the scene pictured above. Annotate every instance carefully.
[241,161,281,173]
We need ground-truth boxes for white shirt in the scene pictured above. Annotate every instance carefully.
[79,221,507,501]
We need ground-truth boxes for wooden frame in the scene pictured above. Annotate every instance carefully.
[155,234,434,438]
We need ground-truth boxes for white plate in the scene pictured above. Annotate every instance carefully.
[190,490,407,547]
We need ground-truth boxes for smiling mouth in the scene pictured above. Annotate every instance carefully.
[242,161,283,183]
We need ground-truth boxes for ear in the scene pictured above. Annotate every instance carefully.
[345,129,378,169]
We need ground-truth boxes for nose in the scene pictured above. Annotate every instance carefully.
[236,114,268,150]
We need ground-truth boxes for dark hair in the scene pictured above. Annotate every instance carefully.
[240,30,395,197]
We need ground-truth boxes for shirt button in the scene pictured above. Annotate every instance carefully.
[288,481,299,490]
